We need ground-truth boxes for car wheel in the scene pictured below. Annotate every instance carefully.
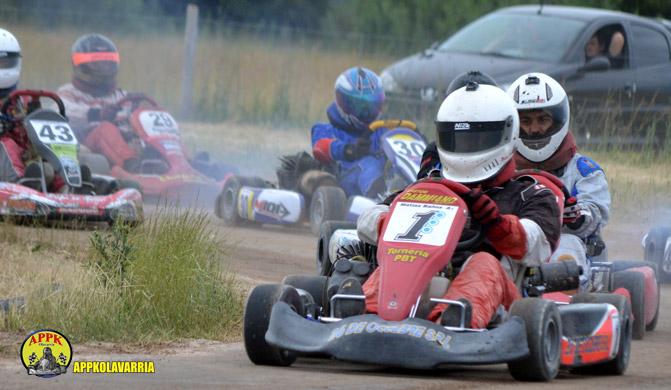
[613,271,645,340]
[309,186,347,236]
[243,284,302,366]
[507,298,561,381]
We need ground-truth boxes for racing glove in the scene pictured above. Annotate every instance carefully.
[462,188,502,227]
[343,137,371,162]
[462,188,527,259]
[563,197,591,230]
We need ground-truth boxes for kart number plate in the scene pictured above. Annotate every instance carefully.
[29,120,78,145]
[139,111,179,136]
[383,202,457,246]
[387,136,424,162]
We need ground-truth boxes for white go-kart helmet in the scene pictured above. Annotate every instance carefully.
[0,28,20,92]
[507,73,570,162]
[435,82,519,183]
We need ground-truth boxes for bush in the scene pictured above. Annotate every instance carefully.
[3,209,244,343]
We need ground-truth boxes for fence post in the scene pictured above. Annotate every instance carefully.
[180,3,199,119]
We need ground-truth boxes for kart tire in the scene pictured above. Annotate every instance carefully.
[613,271,645,340]
[309,186,347,236]
[507,298,561,382]
[216,176,243,224]
[281,275,328,308]
[610,260,657,273]
[570,293,632,375]
[644,226,671,282]
[317,220,357,276]
[243,284,302,366]
[646,275,661,331]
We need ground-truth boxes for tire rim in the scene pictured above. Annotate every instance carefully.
[544,318,560,365]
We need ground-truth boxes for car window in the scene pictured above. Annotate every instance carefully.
[584,24,628,69]
[630,24,671,67]
[438,13,587,62]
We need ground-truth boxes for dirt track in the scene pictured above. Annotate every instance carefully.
[1,221,670,389]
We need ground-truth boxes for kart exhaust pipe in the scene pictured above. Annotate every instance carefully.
[526,260,582,296]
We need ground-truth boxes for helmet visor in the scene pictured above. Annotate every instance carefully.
[518,96,569,143]
[0,52,20,69]
[436,117,514,154]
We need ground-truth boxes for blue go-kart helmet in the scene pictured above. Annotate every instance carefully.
[334,67,385,130]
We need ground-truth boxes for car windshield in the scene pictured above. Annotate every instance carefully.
[438,13,587,62]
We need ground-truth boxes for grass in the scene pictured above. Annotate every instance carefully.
[7,23,393,125]
[0,209,244,344]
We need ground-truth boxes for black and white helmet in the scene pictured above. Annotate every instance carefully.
[507,73,570,162]
[435,83,519,183]
[0,28,21,96]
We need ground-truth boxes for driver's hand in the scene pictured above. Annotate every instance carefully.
[343,137,371,161]
[462,188,502,227]
[101,105,120,122]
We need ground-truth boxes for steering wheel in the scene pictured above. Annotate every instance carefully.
[1,90,66,121]
[113,93,159,114]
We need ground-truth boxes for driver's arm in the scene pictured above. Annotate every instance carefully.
[55,87,96,138]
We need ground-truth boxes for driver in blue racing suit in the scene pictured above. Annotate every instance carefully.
[507,73,610,263]
[311,67,388,198]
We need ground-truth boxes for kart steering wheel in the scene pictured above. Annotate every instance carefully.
[1,90,66,121]
[114,93,159,114]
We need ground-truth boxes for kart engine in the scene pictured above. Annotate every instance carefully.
[525,260,582,296]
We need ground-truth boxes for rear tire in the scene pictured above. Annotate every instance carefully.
[644,226,671,282]
[570,293,632,375]
[243,284,302,366]
[216,176,243,224]
[309,186,347,236]
[613,271,645,340]
[317,220,357,276]
[507,298,561,382]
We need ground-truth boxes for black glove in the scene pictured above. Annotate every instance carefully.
[343,137,371,162]
[462,188,502,227]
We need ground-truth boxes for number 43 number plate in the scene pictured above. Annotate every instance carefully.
[30,120,78,145]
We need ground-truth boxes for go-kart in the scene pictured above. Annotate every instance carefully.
[0,90,142,224]
[81,93,237,205]
[643,225,671,282]
[244,177,632,381]
[216,120,426,234]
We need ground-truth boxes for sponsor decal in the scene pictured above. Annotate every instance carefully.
[327,321,452,350]
[386,247,429,263]
[399,189,458,205]
[454,122,470,130]
[520,95,546,104]
[562,334,610,357]
[254,200,290,220]
[20,329,72,378]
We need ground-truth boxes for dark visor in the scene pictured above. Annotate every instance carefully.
[0,52,19,69]
[436,118,512,153]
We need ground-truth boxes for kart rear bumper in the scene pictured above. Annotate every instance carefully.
[266,302,529,369]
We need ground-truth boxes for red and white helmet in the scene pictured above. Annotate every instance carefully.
[0,28,21,94]
[507,73,570,162]
[435,83,519,183]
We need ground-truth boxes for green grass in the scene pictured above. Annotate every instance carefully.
[0,209,244,344]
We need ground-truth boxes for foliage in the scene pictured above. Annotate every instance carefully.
[1,209,244,342]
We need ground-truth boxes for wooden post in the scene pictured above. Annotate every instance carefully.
[180,3,199,119]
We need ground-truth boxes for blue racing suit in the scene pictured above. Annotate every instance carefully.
[311,103,388,197]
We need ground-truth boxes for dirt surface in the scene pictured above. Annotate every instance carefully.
[1,220,670,389]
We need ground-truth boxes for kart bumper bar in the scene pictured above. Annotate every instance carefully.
[266,302,529,369]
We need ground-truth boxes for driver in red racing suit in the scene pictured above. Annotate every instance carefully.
[56,33,140,172]
[356,83,561,328]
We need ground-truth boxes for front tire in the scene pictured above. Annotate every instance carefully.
[507,298,561,382]
[243,284,303,366]
[309,186,347,236]
[216,176,243,224]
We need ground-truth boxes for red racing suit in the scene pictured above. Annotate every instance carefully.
[358,161,561,328]
[56,83,137,168]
